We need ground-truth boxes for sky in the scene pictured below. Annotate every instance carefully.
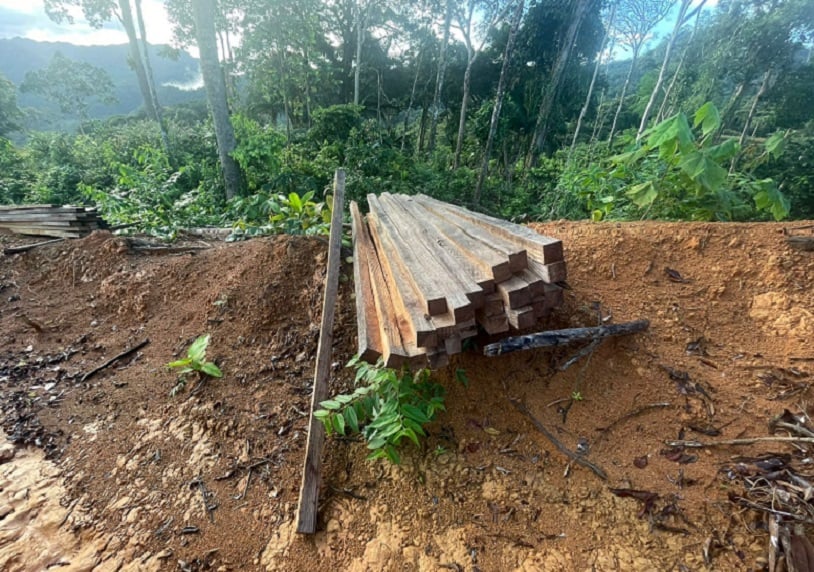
[0,0,717,60]
[0,0,176,46]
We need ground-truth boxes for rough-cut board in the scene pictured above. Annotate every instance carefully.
[350,202,383,363]
[414,196,529,272]
[417,194,563,263]
[369,195,473,322]
[0,205,105,238]
[364,204,437,349]
[296,170,345,535]
[381,193,484,310]
[351,193,567,369]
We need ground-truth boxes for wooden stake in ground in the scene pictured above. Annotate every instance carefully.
[296,169,345,534]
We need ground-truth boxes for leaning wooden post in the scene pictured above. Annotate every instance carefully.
[296,169,345,534]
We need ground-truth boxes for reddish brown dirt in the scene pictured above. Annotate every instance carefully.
[0,221,812,571]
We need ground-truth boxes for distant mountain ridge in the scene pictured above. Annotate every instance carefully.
[0,37,204,124]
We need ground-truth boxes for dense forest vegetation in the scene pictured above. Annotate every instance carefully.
[0,0,812,237]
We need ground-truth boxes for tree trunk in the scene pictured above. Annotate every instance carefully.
[607,46,639,145]
[731,68,772,173]
[428,0,453,153]
[117,0,157,121]
[570,3,615,159]
[636,0,691,141]
[402,47,423,152]
[354,2,364,105]
[453,50,475,168]
[657,1,704,122]
[133,0,170,157]
[417,102,429,155]
[475,0,524,205]
[526,0,589,166]
[191,0,243,200]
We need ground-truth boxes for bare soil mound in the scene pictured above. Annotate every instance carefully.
[0,221,811,571]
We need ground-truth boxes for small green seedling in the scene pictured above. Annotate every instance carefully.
[571,391,584,401]
[167,334,222,396]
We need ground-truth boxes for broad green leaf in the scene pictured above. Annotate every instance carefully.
[313,409,331,420]
[706,139,739,162]
[333,412,346,435]
[383,445,401,464]
[765,131,786,159]
[647,113,694,155]
[288,192,302,211]
[678,152,727,192]
[754,183,790,221]
[334,394,353,404]
[401,404,430,424]
[200,362,223,378]
[188,335,210,362]
[400,428,421,448]
[367,435,387,450]
[591,209,604,222]
[693,102,721,137]
[344,406,359,433]
[625,181,658,207]
[320,399,342,410]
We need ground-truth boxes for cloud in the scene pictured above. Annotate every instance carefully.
[163,72,204,91]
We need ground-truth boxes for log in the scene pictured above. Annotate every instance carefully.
[787,236,814,252]
[527,259,567,284]
[483,319,650,356]
[350,201,383,362]
[296,170,346,534]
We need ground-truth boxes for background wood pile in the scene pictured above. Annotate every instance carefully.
[351,193,566,369]
[0,205,104,238]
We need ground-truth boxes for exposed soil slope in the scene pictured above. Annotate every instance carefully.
[0,221,812,571]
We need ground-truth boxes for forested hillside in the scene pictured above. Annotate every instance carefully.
[0,38,202,129]
[0,0,812,229]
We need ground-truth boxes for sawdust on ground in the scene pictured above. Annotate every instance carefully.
[0,220,812,571]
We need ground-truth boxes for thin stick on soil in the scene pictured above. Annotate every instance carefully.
[596,402,672,443]
[3,238,66,255]
[666,436,814,448]
[509,397,608,480]
[80,338,149,383]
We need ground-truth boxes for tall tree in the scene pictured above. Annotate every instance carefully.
[526,0,591,165]
[427,0,453,152]
[452,0,510,168]
[570,2,616,156]
[0,73,22,137]
[475,0,524,204]
[606,0,674,144]
[636,0,695,139]
[191,0,243,199]
[44,0,161,123]
[134,0,170,154]
[21,52,117,131]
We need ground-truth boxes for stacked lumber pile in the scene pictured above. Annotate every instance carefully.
[351,193,566,369]
[0,205,104,238]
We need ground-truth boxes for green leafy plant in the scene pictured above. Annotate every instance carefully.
[611,102,790,221]
[314,356,449,464]
[167,334,223,396]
